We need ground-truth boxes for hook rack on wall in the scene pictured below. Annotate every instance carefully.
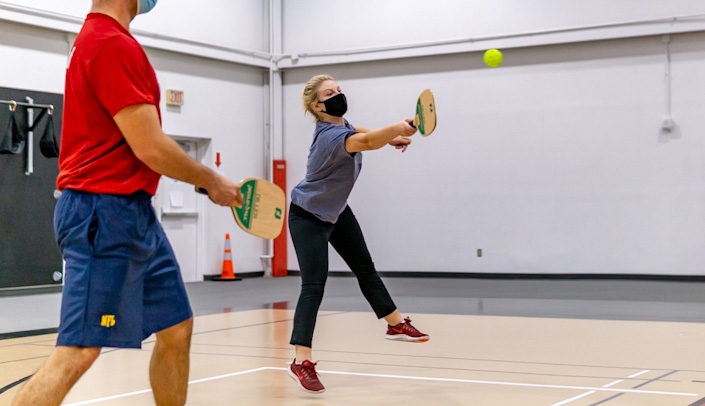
[0,99,54,113]
[0,98,59,175]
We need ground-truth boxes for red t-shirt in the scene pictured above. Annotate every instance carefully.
[57,13,161,195]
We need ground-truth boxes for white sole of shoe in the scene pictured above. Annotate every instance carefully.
[288,365,326,394]
[385,334,430,342]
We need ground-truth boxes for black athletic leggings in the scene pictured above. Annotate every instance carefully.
[288,203,397,348]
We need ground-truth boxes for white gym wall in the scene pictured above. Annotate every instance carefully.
[0,1,269,277]
[2,1,705,276]
[281,0,705,275]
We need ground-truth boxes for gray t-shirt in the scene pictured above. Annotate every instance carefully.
[291,119,362,223]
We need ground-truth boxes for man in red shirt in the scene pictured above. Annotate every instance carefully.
[12,1,241,405]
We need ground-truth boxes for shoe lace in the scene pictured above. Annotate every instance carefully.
[402,317,421,334]
[301,361,320,380]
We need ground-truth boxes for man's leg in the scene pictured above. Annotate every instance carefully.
[149,317,193,406]
[12,346,101,406]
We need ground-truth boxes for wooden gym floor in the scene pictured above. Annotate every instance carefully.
[2,277,705,405]
[3,309,705,404]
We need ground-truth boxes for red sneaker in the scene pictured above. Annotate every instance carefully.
[288,358,325,394]
[385,317,429,342]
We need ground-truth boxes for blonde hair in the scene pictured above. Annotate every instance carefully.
[302,74,335,121]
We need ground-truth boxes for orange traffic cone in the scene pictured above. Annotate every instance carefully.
[211,233,241,281]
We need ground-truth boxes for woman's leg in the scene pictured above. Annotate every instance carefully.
[329,206,398,321]
[287,204,330,393]
[288,204,333,351]
[330,212,430,342]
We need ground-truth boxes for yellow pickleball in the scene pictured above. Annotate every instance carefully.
[483,49,503,68]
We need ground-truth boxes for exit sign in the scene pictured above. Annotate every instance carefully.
[166,90,184,106]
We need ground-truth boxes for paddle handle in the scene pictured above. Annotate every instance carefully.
[195,186,240,207]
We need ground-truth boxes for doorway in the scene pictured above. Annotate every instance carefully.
[153,138,207,283]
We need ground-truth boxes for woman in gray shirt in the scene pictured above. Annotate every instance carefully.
[287,74,430,394]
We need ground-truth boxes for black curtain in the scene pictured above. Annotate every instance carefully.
[0,87,63,289]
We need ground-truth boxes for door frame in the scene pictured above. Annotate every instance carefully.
[154,136,211,282]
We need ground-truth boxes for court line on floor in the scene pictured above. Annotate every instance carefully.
[62,367,271,406]
[188,339,705,375]
[140,311,346,345]
[185,346,683,385]
[0,374,32,396]
[312,368,697,397]
[586,370,679,406]
[549,370,649,406]
[62,366,698,405]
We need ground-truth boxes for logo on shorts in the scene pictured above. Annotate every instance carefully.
[100,315,116,328]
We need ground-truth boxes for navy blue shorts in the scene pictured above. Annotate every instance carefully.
[54,189,193,349]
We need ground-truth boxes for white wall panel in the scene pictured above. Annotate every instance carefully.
[147,49,267,275]
[0,20,68,93]
[0,0,89,17]
[280,0,705,67]
[133,0,266,52]
[0,0,266,51]
[283,33,705,275]
[284,0,705,53]
[0,19,268,276]
[0,1,269,66]
[5,1,705,276]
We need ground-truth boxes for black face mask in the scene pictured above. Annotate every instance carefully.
[319,93,347,117]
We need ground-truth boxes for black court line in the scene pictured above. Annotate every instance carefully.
[0,328,58,340]
[186,349,682,386]
[188,341,705,376]
[589,370,679,406]
[185,340,683,385]
[287,270,705,282]
[145,310,348,343]
[183,310,705,375]
[0,374,32,395]
[0,354,54,366]
[631,370,679,390]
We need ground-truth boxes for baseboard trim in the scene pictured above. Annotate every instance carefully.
[203,271,264,281]
[284,270,705,282]
[0,285,62,297]
[0,328,58,340]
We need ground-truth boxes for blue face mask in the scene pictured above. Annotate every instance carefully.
[138,0,158,15]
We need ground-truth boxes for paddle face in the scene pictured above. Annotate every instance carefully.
[232,178,285,239]
[412,89,436,136]
[196,178,286,239]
